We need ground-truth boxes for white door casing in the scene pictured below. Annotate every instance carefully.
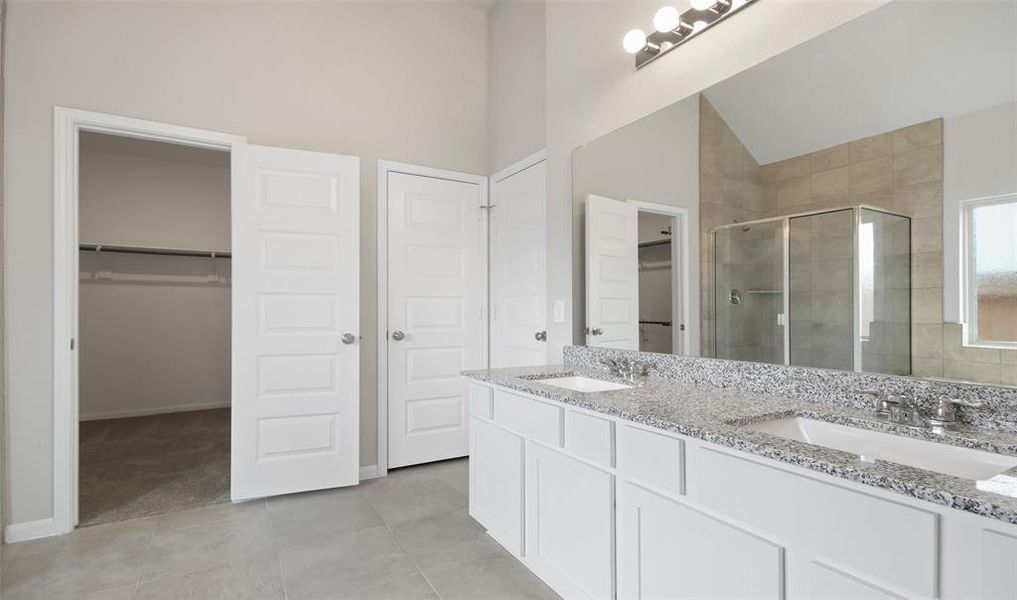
[231,143,360,500]
[386,171,486,469]
[585,194,639,349]
[491,159,547,368]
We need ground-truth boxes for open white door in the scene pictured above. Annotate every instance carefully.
[231,144,360,500]
[386,171,486,469]
[585,194,639,349]
[491,159,547,367]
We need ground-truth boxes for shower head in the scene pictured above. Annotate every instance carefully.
[740,225,751,232]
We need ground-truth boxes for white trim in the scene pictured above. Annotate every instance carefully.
[960,192,1017,348]
[376,160,489,477]
[5,518,59,543]
[51,106,245,537]
[492,149,546,183]
[79,400,231,422]
[359,464,382,481]
[626,199,692,356]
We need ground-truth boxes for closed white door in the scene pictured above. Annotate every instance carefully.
[231,144,360,500]
[491,160,547,367]
[387,171,486,469]
[585,194,639,349]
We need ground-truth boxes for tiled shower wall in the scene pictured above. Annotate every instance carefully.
[701,109,1017,383]
[698,96,763,357]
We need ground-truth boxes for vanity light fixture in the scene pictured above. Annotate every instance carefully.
[625,0,758,69]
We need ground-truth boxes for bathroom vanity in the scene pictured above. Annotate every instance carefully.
[464,348,1017,600]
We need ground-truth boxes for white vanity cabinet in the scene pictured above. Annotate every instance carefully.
[467,381,1017,600]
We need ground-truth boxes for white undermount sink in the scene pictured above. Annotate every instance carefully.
[536,376,632,393]
[743,417,1017,481]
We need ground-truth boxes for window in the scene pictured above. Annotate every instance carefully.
[964,195,1017,346]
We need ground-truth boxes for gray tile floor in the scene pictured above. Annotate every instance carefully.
[1,459,560,600]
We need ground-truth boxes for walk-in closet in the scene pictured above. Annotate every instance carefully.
[77,132,231,526]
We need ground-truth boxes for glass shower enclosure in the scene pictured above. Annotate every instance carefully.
[714,206,911,375]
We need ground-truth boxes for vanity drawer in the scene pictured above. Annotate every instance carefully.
[618,424,685,497]
[692,447,937,598]
[493,389,563,446]
[468,383,493,419]
[566,408,615,468]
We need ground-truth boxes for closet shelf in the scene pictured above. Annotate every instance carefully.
[79,243,231,258]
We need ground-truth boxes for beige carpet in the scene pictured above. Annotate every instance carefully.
[79,408,230,527]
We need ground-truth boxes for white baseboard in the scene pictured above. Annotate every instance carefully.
[5,517,61,543]
[79,400,230,421]
[359,464,382,481]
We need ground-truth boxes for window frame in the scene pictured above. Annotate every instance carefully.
[962,192,1017,349]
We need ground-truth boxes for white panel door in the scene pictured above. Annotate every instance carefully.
[231,144,360,500]
[491,160,547,367]
[586,194,639,349]
[387,172,486,468]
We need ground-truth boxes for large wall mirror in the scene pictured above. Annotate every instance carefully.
[573,0,1016,386]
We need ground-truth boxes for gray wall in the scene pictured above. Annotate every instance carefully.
[487,0,546,172]
[78,134,231,420]
[4,0,488,526]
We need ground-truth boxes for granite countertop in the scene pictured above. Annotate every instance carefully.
[463,364,1017,525]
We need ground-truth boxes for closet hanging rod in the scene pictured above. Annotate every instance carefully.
[638,239,672,248]
[79,243,232,259]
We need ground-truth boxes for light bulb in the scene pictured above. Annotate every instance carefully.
[653,6,682,32]
[692,20,708,32]
[623,29,648,54]
[690,0,716,10]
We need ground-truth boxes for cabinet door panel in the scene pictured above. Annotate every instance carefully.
[982,529,1017,600]
[527,441,614,599]
[618,482,783,600]
[808,561,904,600]
[469,417,524,556]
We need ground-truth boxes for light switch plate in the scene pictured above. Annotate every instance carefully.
[552,300,566,323]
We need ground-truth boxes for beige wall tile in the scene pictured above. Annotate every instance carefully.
[911,216,942,254]
[850,190,894,211]
[912,357,944,378]
[943,322,1001,363]
[911,323,943,359]
[763,155,812,183]
[850,131,892,163]
[1002,349,1017,365]
[811,143,850,172]
[893,182,942,218]
[912,288,943,324]
[811,166,849,204]
[892,119,942,154]
[893,144,943,188]
[911,252,943,288]
[943,360,1001,384]
[849,157,893,195]
[1001,363,1017,386]
[776,175,811,210]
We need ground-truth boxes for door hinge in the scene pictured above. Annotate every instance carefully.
[70,338,75,350]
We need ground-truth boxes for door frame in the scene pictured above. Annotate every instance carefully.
[48,106,245,539]
[626,199,691,355]
[375,160,488,478]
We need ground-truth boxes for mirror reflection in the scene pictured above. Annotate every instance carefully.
[574,0,1017,385]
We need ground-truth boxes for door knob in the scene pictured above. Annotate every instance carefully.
[535,330,547,342]
[341,333,357,345]
[589,327,604,336]
[391,330,405,341]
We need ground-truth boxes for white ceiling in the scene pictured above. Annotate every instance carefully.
[702,0,1017,165]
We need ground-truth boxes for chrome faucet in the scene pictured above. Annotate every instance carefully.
[856,389,983,430]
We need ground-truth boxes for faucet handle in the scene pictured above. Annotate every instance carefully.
[929,398,983,427]
[856,388,898,417]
